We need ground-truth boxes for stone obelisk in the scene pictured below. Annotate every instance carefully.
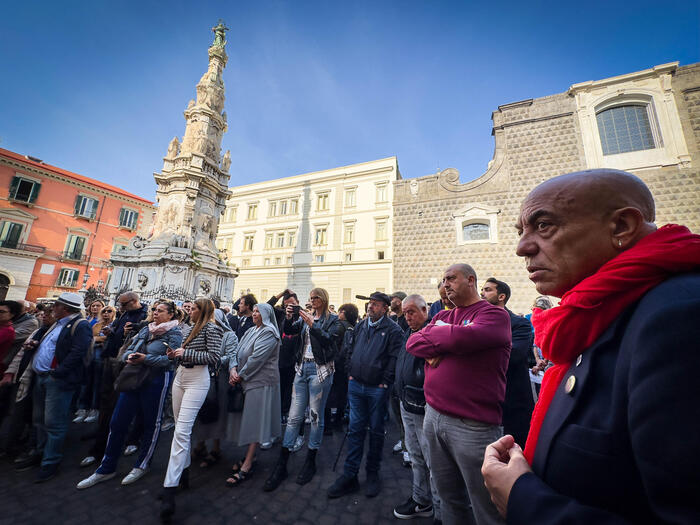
[109,20,237,302]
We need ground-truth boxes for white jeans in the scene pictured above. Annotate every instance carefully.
[163,366,210,488]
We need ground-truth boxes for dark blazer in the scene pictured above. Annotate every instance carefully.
[508,273,700,524]
[502,309,535,447]
[282,312,339,366]
[52,315,94,386]
[347,315,404,386]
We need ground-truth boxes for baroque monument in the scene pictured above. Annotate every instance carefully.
[109,20,237,302]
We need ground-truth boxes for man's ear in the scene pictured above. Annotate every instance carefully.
[610,207,646,250]
[498,293,507,304]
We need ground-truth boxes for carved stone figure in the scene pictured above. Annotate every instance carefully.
[187,99,195,110]
[221,150,231,172]
[166,137,179,159]
[199,279,212,294]
[137,273,149,289]
[211,20,228,48]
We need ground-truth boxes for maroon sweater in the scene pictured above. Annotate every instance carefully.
[406,300,511,425]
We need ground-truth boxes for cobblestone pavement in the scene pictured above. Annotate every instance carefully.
[0,420,474,525]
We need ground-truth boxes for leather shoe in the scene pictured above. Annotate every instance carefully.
[365,471,381,498]
[34,464,59,483]
[327,474,359,498]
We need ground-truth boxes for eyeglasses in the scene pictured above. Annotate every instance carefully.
[103,309,114,313]
[310,296,321,301]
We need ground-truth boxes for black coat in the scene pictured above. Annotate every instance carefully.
[347,315,403,386]
[502,309,535,447]
[50,315,94,386]
[282,312,339,366]
[508,273,700,524]
[395,321,429,414]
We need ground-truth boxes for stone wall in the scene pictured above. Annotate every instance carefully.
[393,63,700,314]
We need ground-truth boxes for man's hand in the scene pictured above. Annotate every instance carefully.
[426,356,443,368]
[481,434,532,518]
[123,322,133,334]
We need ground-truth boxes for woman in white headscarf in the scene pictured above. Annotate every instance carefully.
[225,302,281,486]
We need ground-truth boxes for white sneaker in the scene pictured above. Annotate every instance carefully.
[73,409,87,424]
[76,472,116,489]
[84,409,99,423]
[402,451,412,467]
[121,467,147,485]
[392,440,403,453]
[124,445,138,456]
[80,456,97,467]
[260,441,273,450]
[290,435,304,453]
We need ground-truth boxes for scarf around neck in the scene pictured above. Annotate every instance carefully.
[148,319,179,337]
[524,224,700,463]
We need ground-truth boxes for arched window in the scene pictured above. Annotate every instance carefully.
[462,222,490,242]
[596,104,657,155]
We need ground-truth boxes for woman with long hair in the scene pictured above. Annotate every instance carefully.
[225,302,281,487]
[263,288,339,491]
[160,298,223,521]
[77,300,183,489]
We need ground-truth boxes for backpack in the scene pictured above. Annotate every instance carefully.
[70,318,95,368]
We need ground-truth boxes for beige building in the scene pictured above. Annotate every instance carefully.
[218,157,400,306]
[393,61,700,314]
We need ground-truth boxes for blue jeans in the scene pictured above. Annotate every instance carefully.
[97,370,170,474]
[343,378,389,477]
[282,362,333,450]
[32,374,78,467]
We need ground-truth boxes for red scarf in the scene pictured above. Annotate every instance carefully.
[524,224,700,464]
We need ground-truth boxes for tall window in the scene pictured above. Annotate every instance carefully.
[74,195,99,220]
[316,193,329,211]
[225,206,238,223]
[57,268,79,288]
[290,199,298,214]
[274,257,281,265]
[264,233,273,249]
[224,236,234,252]
[242,258,250,267]
[462,222,490,241]
[276,232,285,248]
[247,203,258,220]
[64,234,86,260]
[344,188,356,207]
[287,231,296,247]
[344,224,355,244]
[377,251,385,260]
[268,201,277,217]
[118,208,138,230]
[8,176,41,204]
[376,184,388,203]
[314,227,327,246]
[0,221,23,249]
[596,105,657,155]
[315,254,325,263]
[279,200,287,215]
[243,234,254,251]
[344,252,352,262]
[375,220,387,241]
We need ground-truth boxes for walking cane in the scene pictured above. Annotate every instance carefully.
[332,430,348,472]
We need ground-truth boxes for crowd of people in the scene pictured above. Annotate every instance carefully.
[1,168,699,525]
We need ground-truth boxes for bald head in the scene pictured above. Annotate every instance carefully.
[529,169,655,223]
[516,169,657,297]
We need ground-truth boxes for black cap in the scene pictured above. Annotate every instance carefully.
[355,291,391,306]
[390,291,407,301]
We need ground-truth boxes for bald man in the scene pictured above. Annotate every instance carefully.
[482,169,700,524]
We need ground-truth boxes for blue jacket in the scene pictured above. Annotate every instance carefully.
[347,315,403,386]
[508,273,700,524]
[123,325,183,370]
[51,315,93,386]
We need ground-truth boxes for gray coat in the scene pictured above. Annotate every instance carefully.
[236,328,280,392]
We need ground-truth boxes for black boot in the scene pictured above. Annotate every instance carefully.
[159,487,177,522]
[263,447,289,492]
[296,448,317,485]
[180,467,190,490]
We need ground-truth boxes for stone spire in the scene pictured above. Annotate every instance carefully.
[109,21,237,302]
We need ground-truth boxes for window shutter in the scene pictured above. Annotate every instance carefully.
[118,208,125,226]
[29,182,41,203]
[75,236,86,257]
[90,199,98,220]
[9,177,19,199]
[132,212,139,229]
[74,196,82,215]
[71,271,79,287]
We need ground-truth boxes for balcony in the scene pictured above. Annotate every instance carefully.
[0,240,46,254]
[61,251,87,262]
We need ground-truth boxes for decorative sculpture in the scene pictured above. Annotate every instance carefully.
[211,20,229,48]
[221,150,231,172]
[166,137,180,159]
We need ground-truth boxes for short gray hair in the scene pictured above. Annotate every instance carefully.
[403,294,427,311]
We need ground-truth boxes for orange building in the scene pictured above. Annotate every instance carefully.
[0,148,155,301]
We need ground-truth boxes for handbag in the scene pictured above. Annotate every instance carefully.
[197,372,220,424]
[227,383,245,413]
[114,363,151,392]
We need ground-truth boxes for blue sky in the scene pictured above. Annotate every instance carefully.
[1,1,697,198]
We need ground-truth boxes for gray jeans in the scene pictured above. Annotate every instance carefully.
[423,403,504,525]
[401,404,441,520]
